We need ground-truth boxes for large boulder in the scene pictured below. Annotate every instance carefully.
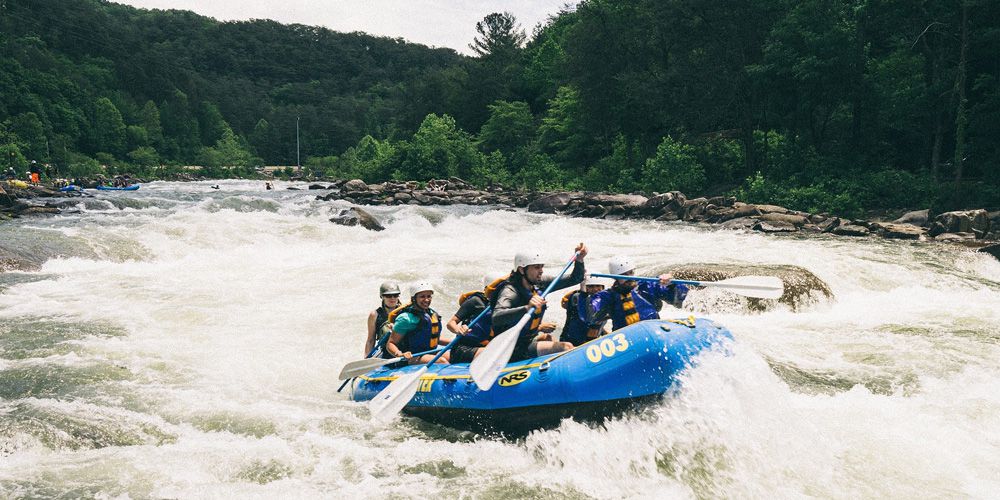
[527,192,578,214]
[637,191,684,218]
[832,224,869,237]
[929,209,990,238]
[586,193,648,212]
[329,206,385,231]
[933,232,975,242]
[753,204,790,214]
[892,209,930,227]
[341,179,369,193]
[680,197,709,221]
[0,183,11,208]
[657,263,834,312]
[871,222,925,240]
[759,212,809,226]
[718,217,758,231]
[753,220,798,233]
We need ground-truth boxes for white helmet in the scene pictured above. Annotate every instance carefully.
[514,251,545,270]
[409,282,434,297]
[609,256,636,276]
[584,274,605,287]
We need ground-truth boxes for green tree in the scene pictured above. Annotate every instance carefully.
[90,97,126,156]
[642,136,706,194]
[465,12,527,130]
[395,114,482,180]
[127,146,160,168]
[470,12,526,59]
[537,86,592,170]
[198,102,229,146]
[10,112,47,161]
[139,101,164,149]
[477,100,535,157]
[160,90,200,161]
[126,125,149,151]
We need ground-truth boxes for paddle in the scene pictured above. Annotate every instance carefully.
[336,330,392,393]
[469,252,580,391]
[368,307,491,421]
[591,273,784,300]
[339,346,444,380]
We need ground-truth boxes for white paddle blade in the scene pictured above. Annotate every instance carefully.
[338,357,399,380]
[469,313,529,391]
[703,275,784,300]
[368,366,427,422]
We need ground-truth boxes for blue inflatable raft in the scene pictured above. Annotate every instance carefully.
[95,184,140,191]
[351,317,732,435]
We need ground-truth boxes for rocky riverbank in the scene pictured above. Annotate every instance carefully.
[4,178,998,261]
[0,181,79,220]
[314,177,1000,258]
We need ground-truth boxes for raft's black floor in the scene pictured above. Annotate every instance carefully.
[403,394,663,437]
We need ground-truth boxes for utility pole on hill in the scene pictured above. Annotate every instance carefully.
[296,116,300,170]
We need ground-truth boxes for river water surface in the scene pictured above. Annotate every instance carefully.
[1,180,998,498]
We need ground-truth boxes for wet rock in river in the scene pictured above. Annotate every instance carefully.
[329,206,385,231]
[659,263,835,312]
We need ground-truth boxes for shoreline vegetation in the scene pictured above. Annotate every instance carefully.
[2,0,998,227]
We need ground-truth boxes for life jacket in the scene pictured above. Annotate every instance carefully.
[561,290,593,347]
[457,274,509,307]
[387,303,441,352]
[490,272,543,341]
[595,282,684,331]
[620,291,641,326]
[454,291,493,346]
[374,304,392,334]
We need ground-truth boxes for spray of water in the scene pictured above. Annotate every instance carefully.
[1,180,998,497]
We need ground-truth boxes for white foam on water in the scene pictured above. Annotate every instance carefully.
[1,181,999,497]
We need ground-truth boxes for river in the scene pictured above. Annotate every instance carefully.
[1,180,998,498]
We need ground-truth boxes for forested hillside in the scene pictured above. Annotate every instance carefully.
[2,0,998,215]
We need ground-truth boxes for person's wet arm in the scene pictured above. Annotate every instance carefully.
[364,311,378,355]
[540,260,586,294]
[491,286,531,332]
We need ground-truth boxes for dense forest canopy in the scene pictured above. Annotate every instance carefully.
[1,0,998,215]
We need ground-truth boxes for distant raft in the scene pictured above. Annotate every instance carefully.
[95,184,140,191]
[58,185,83,192]
[350,317,733,435]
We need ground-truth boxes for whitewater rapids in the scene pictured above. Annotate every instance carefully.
[1,180,998,498]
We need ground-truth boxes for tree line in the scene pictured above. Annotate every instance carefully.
[1,0,998,215]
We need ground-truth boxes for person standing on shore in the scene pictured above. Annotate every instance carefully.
[28,161,41,184]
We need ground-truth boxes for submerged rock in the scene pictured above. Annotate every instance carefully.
[329,206,385,231]
[657,263,835,312]
[832,224,870,237]
[979,243,1000,262]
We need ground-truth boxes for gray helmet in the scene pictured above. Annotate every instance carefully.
[379,282,401,296]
